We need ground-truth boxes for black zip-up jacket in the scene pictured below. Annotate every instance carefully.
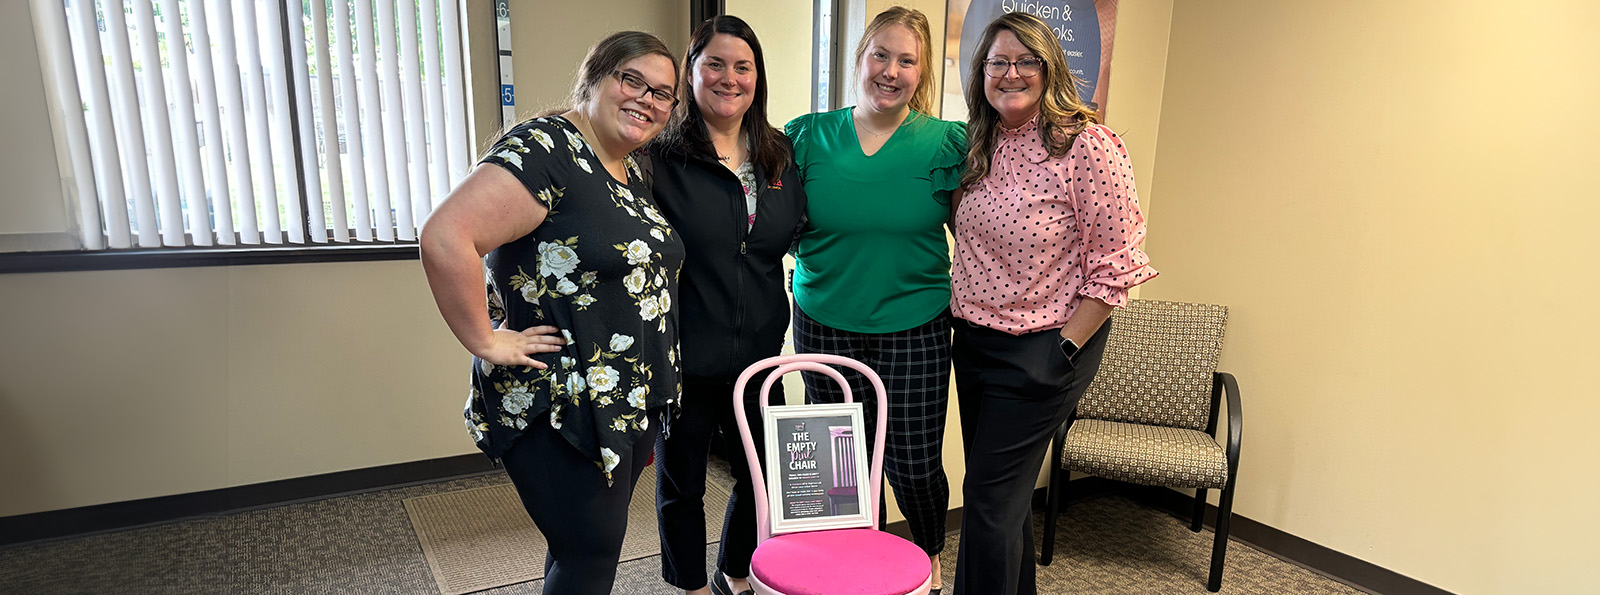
[649,137,807,380]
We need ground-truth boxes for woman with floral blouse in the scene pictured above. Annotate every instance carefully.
[420,31,683,595]
[949,13,1157,595]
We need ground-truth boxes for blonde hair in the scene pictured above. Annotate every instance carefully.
[960,12,1099,189]
[853,6,936,115]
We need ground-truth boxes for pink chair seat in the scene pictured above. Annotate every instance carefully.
[750,528,932,595]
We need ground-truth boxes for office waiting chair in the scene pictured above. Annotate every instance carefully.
[733,354,934,595]
[1039,299,1242,592]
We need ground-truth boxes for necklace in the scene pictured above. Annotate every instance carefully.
[855,111,908,138]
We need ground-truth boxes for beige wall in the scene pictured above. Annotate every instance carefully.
[1,1,68,237]
[1142,1,1600,593]
[465,0,690,152]
[0,262,470,516]
[725,0,815,127]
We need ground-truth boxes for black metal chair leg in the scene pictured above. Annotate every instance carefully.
[1191,488,1207,532]
[1207,482,1236,592]
[1040,465,1066,565]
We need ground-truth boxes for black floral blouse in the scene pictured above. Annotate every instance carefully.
[467,116,684,484]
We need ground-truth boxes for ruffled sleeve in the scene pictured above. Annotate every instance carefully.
[1070,124,1158,307]
[783,113,815,181]
[929,118,969,201]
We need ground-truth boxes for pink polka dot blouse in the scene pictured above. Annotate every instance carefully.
[951,119,1157,335]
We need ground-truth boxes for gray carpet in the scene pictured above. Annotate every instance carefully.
[0,464,1367,594]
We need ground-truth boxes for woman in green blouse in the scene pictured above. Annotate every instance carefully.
[784,7,966,590]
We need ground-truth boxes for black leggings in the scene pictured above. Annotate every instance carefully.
[655,374,782,590]
[500,410,659,595]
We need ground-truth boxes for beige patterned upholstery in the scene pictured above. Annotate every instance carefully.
[1074,300,1228,431]
[1046,298,1241,592]
[1061,419,1228,489]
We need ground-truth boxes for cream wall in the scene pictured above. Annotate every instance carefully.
[1141,1,1600,593]
[725,0,815,126]
[466,0,690,151]
[0,0,68,237]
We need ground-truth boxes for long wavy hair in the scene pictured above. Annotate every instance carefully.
[854,6,937,116]
[653,15,790,186]
[960,12,1099,189]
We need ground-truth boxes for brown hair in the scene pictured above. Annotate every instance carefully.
[479,31,677,157]
[654,15,791,185]
[571,31,678,108]
[960,12,1099,188]
[853,7,937,115]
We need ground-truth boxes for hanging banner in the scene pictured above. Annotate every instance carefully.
[942,0,1119,121]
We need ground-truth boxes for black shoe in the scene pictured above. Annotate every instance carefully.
[710,570,753,595]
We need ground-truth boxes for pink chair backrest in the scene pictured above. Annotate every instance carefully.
[732,354,889,543]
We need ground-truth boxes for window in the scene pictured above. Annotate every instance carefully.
[35,0,473,250]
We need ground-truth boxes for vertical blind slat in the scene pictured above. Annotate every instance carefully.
[33,0,104,250]
[285,0,326,243]
[44,0,472,251]
[237,0,283,243]
[186,0,235,245]
[335,0,373,242]
[209,0,261,244]
[66,0,127,248]
[155,0,212,246]
[130,0,187,247]
[312,0,349,243]
[419,0,449,207]
[102,0,162,248]
[376,0,415,240]
[441,0,469,185]
[355,0,395,241]
[398,0,432,228]
[259,0,306,244]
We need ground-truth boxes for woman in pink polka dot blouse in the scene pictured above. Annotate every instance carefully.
[947,13,1157,595]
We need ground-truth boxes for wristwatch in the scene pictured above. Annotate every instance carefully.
[1059,336,1080,362]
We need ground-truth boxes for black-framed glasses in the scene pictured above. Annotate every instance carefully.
[613,70,678,110]
[983,57,1044,78]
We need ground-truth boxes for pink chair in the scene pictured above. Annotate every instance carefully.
[733,354,934,595]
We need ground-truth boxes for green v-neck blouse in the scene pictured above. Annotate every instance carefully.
[785,108,967,333]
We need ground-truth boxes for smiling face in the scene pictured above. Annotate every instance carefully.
[589,53,677,151]
[691,34,757,127]
[856,24,923,116]
[984,29,1044,128]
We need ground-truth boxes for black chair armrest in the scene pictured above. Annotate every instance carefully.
[1215,371,1243,476]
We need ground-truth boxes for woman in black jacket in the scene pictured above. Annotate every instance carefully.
[648,16,806,595]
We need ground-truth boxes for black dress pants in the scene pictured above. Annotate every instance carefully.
[656,374,782,589]
[950,320,1111,595]
[500,409,660,595]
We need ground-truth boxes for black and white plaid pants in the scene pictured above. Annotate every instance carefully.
[791,304,951,556]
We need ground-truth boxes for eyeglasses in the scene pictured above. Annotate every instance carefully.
[613,70,678,110]
[982,57,1044,78]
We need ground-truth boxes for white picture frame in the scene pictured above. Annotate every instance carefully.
[762,403,873,534]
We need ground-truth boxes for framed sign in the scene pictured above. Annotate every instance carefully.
[763,403,872,534]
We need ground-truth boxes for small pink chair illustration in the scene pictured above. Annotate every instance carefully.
[733,353,934,595]
[826,426,857,516]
